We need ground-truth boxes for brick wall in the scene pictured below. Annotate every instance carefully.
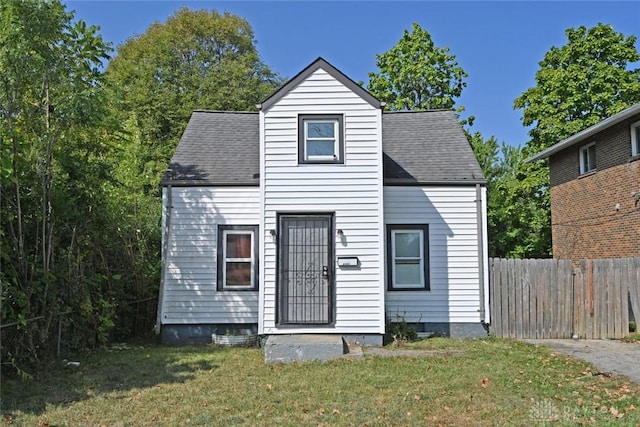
[549,112,640,259]
[551,160,640,259]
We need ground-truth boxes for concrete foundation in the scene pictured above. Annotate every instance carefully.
[418,322,488,338]
[161,323,258,345]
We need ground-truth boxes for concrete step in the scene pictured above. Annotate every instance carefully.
[264,334,359,364]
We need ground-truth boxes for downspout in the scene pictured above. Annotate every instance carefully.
[475,184,487,325]
[155,184,172,334]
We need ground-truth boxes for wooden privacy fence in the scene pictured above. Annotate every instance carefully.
[489,257,640,339]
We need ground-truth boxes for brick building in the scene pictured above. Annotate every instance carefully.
[528,103,640,260]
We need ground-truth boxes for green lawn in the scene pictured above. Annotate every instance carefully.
[3,338,639,426]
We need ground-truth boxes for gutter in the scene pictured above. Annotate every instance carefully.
[155,185,172,334]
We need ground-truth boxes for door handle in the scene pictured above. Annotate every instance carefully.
[322,266,329,279]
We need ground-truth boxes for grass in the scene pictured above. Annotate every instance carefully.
[3,338,640,426]
[622,333,640,343]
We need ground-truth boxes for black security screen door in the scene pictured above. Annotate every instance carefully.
[278,215,333,325]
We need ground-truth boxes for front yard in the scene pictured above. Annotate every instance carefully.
[3,338,640,426]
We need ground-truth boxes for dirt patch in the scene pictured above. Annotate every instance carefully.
[527,339,640,384]
[364,347,464,357]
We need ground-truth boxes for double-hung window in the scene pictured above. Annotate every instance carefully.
[387,225,430,290]
[298,114,344,164]
[217,225,258,291]
[631,121,640,157]
[579,142,596,174]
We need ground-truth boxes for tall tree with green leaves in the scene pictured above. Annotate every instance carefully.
[367,22,467,112]
[515,23,640,153]
[1,0,115,369]
[468,132,551,258]
[105,7,282,193]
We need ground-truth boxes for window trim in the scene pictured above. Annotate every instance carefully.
[298,114,344,164]
[631,120,640,157]
[386,224,430,291]
[579,141,596,175]
[217,225,259,291]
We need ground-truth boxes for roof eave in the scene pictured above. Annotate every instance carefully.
[527,103,640,163]
[384,178,487,186]
[161,180,259,187]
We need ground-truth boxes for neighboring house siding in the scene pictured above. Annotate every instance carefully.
[550,116,639,187]
[384,186,482,323]
[161,187,260,325]
[262,68,383,334]
[551,160,640,259]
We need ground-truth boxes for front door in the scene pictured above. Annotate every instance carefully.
[278,214,333,325]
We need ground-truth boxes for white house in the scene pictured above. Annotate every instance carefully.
[157,58,489,345]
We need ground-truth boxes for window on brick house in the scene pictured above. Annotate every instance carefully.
[631,121,640,157]
[579,142,596,174]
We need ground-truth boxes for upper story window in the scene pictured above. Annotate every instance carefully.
[579,142,596,174]
[298,114,344,164]
[631,120,640,157]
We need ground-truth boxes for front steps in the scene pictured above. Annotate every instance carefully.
[264,334,362,364]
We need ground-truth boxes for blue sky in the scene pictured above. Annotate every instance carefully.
[65,1,639,147]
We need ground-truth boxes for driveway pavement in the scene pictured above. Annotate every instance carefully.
[527,339,640,384]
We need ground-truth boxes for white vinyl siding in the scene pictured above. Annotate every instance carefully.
[384,186,482,324]
[160,187,260,325]
[261,68,384,334]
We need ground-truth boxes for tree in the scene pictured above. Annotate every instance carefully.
[105,7,282,194]
[1,0,115,370]
[468,132,551,258]
[367,22,467,112]
[515,23,640,153]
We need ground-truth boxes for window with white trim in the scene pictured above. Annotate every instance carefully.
[579,142,596,174]
[387,224,430,290]
[217,225,258,291]
[631,120,640,157]
[298,114,344,164]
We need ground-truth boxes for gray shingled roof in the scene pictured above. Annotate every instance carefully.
[163,110,485,186]
[383,110,485,184]
[163,111,259,185]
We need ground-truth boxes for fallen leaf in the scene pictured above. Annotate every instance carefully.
[481,378,489,388]
[414,395,421,401]
[317,407,325,415]
[266,384,272,390]
[332,409,340,415]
